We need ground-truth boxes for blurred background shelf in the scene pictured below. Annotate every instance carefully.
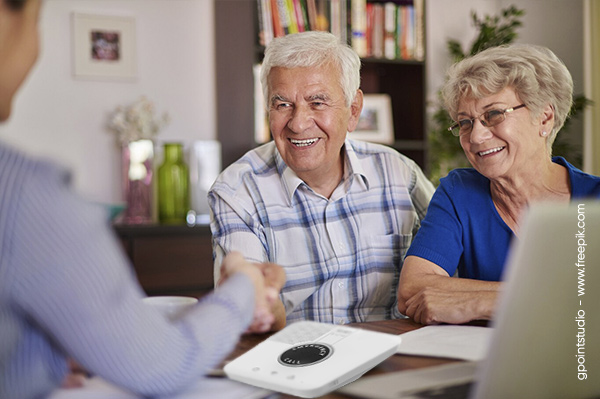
[114,223,214,298]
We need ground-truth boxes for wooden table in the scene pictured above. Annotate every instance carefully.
[223,319,485,399]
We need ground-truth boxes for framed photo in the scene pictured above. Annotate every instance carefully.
[349,94,394,144]
[72,13,137,80]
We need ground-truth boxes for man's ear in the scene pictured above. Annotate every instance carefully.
[347,90,364,133]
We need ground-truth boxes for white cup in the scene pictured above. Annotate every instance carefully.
[143,296,198,320]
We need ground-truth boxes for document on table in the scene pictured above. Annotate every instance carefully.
[396,325,493,361]
[48,376,276,399]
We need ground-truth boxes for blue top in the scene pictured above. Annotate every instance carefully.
[406,157,600,281]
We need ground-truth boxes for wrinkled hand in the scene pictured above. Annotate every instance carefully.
[220,253,286,333]
[404,288,490,325]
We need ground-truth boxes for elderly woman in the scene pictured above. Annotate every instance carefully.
[397,44,600,325]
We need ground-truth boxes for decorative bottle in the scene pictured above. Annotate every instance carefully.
[158,143,189,224]
[121,139,154,224]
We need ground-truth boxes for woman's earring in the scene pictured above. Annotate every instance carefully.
[541,131,548,137]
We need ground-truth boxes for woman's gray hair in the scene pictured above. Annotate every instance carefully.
[260,31,361,108]
[441,44,573,154]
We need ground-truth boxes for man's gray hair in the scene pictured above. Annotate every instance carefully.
[260,31,361,108]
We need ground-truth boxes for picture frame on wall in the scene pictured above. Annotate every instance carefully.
[349,94,394,144]
[72,13,137,80]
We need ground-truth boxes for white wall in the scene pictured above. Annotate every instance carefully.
[0,0,215,204]
[426,0,584,148]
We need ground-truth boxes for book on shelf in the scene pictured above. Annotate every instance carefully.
[293,0,308,33]
[351,0,367,57]
[384,2,397,59]
[255,0,425,61]
[269,0,284,39]
[330,0,348,44]
[371,3,384,58]
[305,0,318,30]
[257,0,274,46]
[413,0,424,61]
[399,4,411,60]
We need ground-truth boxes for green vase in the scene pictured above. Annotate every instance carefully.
[158,143,189,224]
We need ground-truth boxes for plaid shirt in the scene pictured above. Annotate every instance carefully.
[209,139,434,325]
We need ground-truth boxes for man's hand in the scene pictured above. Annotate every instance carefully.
[60,359,88,388]
[219,253,286,333]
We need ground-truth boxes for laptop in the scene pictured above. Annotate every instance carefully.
[339,202,600,399]
[224,320,401,398]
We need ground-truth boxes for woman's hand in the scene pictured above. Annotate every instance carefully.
[404,288,496,325]
[398,256,500,325]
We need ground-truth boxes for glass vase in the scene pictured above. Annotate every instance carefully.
[158,142,190,224]
[122,139,154,224]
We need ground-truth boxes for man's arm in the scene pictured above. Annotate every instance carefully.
[209,189,270,285]
[408,159,436,222]
[398,255,500,325]
[210,191,288,331]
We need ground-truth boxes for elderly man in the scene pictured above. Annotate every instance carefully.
[209,31,434,330]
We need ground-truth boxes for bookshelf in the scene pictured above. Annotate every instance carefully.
[215,0,427,170]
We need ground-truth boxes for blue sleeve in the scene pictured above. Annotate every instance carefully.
[405,176,463,277]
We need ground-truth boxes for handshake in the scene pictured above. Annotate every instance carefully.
[218,252,287,334]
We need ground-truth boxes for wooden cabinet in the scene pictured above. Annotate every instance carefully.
[360,58,426,167]
[214,0,427,171]
[114,224,214,297]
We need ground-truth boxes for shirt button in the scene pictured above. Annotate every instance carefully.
[338,282,344,288]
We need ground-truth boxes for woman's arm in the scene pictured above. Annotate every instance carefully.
[398,255,501,325]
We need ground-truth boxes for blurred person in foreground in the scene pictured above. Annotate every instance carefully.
[398,44,600,325]
[209,31,435,329]
[0,1,284,398]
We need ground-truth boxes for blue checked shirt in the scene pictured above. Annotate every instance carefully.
[209,139,434,325]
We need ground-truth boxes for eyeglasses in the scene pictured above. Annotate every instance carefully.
[448,104,527,137]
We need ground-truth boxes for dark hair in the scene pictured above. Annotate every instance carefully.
[5,0,26,11]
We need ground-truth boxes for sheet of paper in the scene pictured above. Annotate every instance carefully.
[338,361,479,399]
[48,376,275,399]
[396,325,493,361]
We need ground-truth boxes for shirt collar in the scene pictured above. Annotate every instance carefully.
[276,139,371,206]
